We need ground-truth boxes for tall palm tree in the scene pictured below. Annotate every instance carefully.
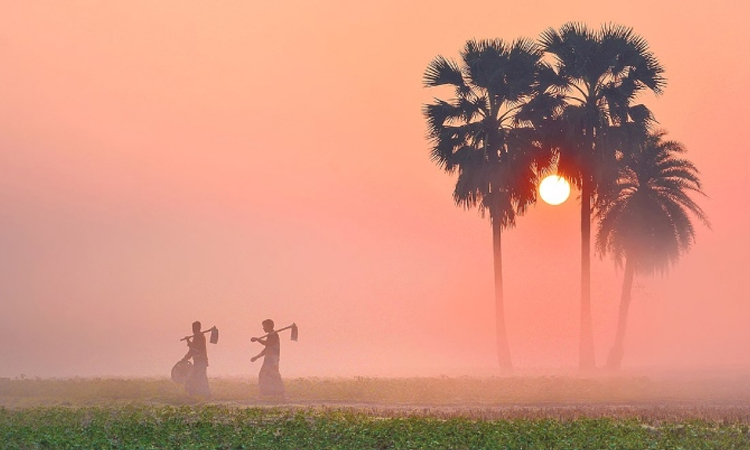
[539,23,666,370]
[596,130,709,370]
[423,38,552,371]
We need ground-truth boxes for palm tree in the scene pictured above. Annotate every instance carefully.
[423,38,552,371]
[595,130,709,370]
[539,23,666,370]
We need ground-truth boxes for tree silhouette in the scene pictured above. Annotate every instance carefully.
[596,130,709,369]
[539,23,666,370]
[423,38,552,371]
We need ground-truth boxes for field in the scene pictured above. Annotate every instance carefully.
[2,374,750,449]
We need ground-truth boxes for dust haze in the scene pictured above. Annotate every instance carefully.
[1,0,749,400]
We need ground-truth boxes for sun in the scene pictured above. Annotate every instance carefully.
[539,175,571,205]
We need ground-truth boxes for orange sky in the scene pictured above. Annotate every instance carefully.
[1,0,748,378]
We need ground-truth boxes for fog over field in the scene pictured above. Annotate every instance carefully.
[1,0,749,381]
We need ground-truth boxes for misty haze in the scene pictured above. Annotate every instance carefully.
[2,1,750,448]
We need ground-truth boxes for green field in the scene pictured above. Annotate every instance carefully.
[2,376,750,449]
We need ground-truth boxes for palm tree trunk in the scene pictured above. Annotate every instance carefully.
[606,260,635,370]
[492,218,513,372]
[579,176,596,370]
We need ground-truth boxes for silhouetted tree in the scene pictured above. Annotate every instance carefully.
[423,38,552,371]
[539,23,666,370]
[595,130,709,370]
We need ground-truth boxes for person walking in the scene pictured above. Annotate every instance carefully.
[251,319,286,400]
[182,320,211,398]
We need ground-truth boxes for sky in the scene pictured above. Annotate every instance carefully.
[0,0,748,379]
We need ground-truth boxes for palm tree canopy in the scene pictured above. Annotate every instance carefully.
[423,38,554,227]
[595,130,710,276]
[540,23,666,105]
[539,22,666,193]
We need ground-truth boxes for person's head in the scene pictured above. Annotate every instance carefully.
[262,319,274,333]
[192,321,201,334]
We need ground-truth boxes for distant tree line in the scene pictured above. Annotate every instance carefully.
[423,22,709,372]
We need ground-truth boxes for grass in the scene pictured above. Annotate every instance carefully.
[3,405,750,449]
[2,376,750,449]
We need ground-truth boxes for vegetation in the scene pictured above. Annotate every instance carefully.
[422,23,706,373]
[423,38,553,371]
[4,377,749,448]
[3,405,750,449]
[539,22,667,370]
[596,130,709,369]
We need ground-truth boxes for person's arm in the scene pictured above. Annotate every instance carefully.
[251,336,269,346]
[182,337,196,361]
[251,347,267,362]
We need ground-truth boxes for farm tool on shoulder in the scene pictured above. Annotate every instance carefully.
[180,326,219,344]
[254,323,298,341]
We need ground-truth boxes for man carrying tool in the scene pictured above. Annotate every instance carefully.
[182,320,211,398]
[251,319,286,400]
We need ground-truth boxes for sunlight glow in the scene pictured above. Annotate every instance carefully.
[539,175,571,205]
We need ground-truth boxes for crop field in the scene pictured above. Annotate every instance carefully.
[2,375,750,449]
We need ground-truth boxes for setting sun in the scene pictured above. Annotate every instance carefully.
[539,175,571,205]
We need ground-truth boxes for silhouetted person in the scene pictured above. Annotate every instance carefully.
[251,319,285,400]
[182,320,211,398]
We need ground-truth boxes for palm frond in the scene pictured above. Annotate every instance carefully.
[596,130,709,275]
[424,55,464,88]
[627,104,655,128]
[423,99,463,135]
